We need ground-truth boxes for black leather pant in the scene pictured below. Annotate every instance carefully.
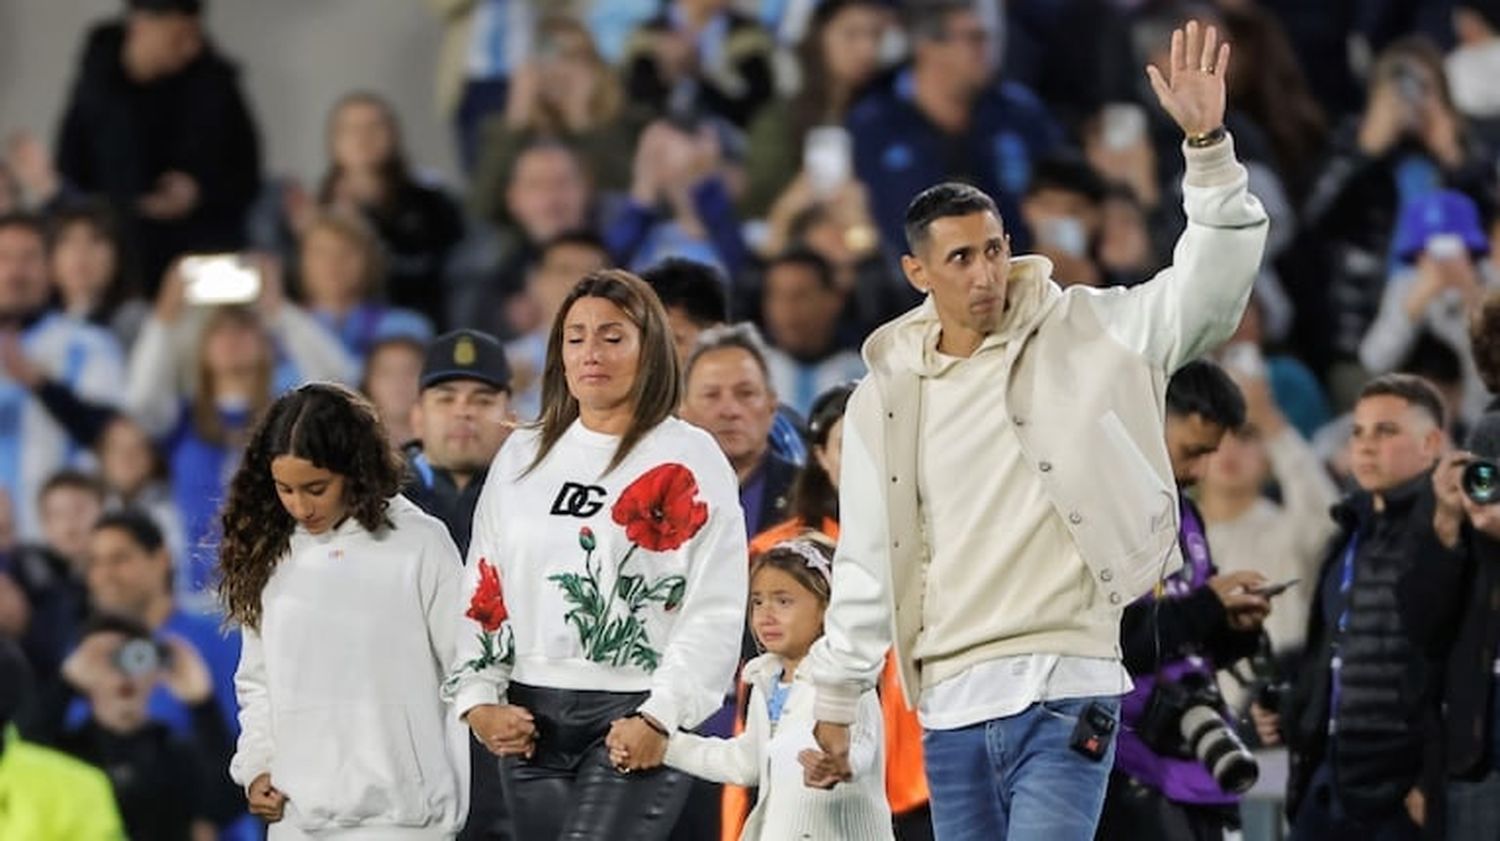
[502,683,691,841]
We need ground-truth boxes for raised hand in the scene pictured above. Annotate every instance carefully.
[1145,20,1229,138]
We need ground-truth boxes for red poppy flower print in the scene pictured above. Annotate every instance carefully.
[611,463,710,553]
[467,557,509,632]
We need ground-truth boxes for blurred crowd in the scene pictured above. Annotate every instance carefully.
[3,0,1500,839]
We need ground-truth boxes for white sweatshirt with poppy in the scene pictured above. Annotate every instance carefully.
[444,418,749,733]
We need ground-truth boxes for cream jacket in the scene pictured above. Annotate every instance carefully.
[807,137,1270,722]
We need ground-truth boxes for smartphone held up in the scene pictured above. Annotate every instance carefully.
[180,254,262,306]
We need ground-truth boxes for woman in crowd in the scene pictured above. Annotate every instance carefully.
[296,209,432,362]
[359,335,426,448]
[299,92,465,327]
[126,262,353,611]
[444,269,747,839]
[221,383,467,840]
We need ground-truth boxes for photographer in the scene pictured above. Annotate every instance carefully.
[1442,290,1500,839]
[53,615,241,841]
[1098,360,1270,841]
[1268,374,1467,839]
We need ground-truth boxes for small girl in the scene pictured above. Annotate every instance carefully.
[651,538,894,840]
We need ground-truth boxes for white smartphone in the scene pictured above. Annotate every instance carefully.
[804,126,853,198]
[180,254,262,306]
[1100,102,1147,151]
[1426,232,1467,260]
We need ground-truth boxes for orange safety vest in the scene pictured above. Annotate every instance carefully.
[719,519,930,839]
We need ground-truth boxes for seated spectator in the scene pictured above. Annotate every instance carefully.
[775,196,913,342]
[126,265,352,611]
[502,231,610,420]
[295,209,433,362]
[741,0,894,218]
[53,615,240,841]
[1096,186,1160,284]
[0,637,125,841]
[55,0,261,290]
[1302,36,1496,401]
[623,0,776,129]
[466,139,594,304]
[644,258,806,467]
[426,0,536,171]
[0,214,124,541]
[850,0,1063,257]
[470,14,649,203]
[360,336,426,447]
[96,417,187,570]
[1197,364,1341,710]
[679,323,799,539]
[290,93,465,328]
[758,250,866,416]
[47,201,149,350]
[1360,189,1498,425]
[1019,157,1109,288]
[608,119,747,276]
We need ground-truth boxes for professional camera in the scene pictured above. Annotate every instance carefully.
[1138,671,1260,794]
[1464,458,1499,505]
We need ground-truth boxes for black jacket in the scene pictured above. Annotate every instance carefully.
[1283,472,1466,820]
[56,22,261,289]
[748,451,800,542]
[402,444,486,559]
[1119,499,1261,676]
[56,700,241,841]
[1444,401,1500,778]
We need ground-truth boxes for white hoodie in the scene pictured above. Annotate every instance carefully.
[229,495,469,840]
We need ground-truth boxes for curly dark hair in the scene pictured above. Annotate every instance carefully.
[218,383,405,629]
[1472,289,1500,395]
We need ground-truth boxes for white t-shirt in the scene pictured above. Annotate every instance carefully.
[444,417,749,733]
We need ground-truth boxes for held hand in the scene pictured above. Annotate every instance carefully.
[138,171,199,220]
[1207,571,1271,630]
[605,715,669,772]
[1358,84,1410,158]
[1249,702,1281,747]
[804,721,854,789]
[61,631,126,694]
[247,773,287,823]
[159,635,214,705]
[250,253,285,321]
[1433,450,1472,520]
[1464,495,1500,541]
[466,704,537,758]
[1145,20,1229,138]
[0,330,43,389]
[154,261,188,324]
[5,131,60,205]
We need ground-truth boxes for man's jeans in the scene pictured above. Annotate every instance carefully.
[922,696,1119,841]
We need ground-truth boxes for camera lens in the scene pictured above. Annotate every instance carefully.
[114,638,161,678]
[1181,706,1260,794]
[1463,459,1500,506]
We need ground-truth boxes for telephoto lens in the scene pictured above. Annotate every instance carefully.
[1463,459,1499,505]
[1180,706,1260,794]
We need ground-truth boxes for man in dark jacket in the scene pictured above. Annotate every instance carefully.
[55,0,261,290]
[1443,292,1500,838]
[403,329,513,560]
[1277,374,1466,840]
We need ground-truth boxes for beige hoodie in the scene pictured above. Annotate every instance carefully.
[806,136,1270,722]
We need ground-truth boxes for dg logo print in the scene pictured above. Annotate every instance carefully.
[551,482,608,517]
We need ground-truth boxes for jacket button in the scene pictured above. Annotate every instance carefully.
[1013,416,1026,427]
[1038,461,1052,472]
[893,540,901,549]
[1109,593,1122,605]
[1068,511,1083,525]
[891,475,898,483]
[887,411,895,419]
[1100,569,1113,582]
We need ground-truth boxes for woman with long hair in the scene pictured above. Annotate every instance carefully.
[125,261,353,612]
[300,92,464,327]
[444,269,747,839]
[741,0,893,218]
[296,209,432,361]
[222,383,467,840]
[47,200,148,348]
